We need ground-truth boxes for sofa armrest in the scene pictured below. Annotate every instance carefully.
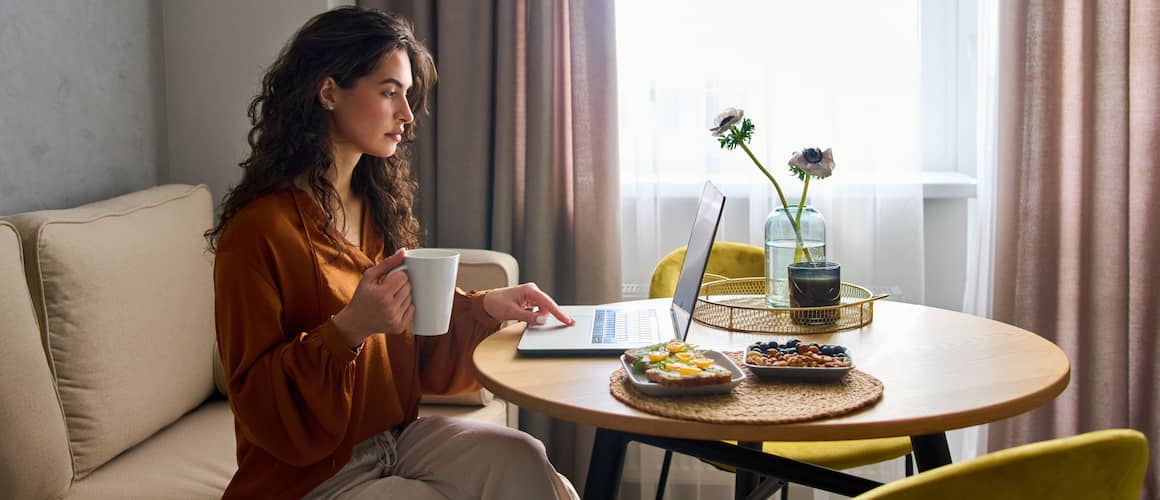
[453,249,519,290]
[418,249,519,415]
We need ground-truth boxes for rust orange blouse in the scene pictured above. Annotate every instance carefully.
[213,189,500,499]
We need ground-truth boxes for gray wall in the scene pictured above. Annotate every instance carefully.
[0,0,343,216]
[162,0,343,209]
[0,0,165,213]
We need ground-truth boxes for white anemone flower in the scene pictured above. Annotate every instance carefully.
[789,147,836,178]
[709,108,745,137]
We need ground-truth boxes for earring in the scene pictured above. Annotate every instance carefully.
[325,104,334,111]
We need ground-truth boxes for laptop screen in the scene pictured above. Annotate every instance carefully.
[670,182,726,340]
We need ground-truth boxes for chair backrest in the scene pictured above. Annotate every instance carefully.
[853,429,1149,500]
[649,241,763,298]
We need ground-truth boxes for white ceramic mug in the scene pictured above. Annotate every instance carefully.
[386,249,460,336]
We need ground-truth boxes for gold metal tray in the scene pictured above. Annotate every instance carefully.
[693,275,886,334]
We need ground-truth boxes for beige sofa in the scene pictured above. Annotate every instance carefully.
[0,184,520,499]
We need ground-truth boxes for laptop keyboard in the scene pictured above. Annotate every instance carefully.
[591,309,660,344]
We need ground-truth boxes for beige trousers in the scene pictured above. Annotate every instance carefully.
[302,415,579,500]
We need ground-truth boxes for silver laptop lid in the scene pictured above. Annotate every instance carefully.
[669,181,726,342]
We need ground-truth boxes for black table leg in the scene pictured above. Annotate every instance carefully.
[655,450,674,500]
[584,428,630,500]
[629,433,881,497]
[910,433,952,472]
[582,429,882,498]
[734,441,763,499]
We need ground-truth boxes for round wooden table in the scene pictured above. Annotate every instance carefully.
[472,299,1070,498]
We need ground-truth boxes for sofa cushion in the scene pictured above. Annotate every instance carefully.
[67,400,236,500]
[0,222,73,500]
[3,184,217,478]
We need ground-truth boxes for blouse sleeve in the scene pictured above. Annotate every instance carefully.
[214,249,360,467]
[416,288,502,395]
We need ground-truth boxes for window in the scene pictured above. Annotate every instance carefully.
[615,0,988,301]
[611,3,997,491]
[616,0,981,183]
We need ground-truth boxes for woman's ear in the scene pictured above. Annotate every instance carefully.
[318,76,337,111]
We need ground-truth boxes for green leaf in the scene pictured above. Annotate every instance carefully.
[718,119,756,151]
[788,165,807,182]
[737,118,755,144]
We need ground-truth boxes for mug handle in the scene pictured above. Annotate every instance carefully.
[374,264,407,285]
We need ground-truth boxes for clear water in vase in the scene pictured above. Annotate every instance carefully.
[765,239,826,307]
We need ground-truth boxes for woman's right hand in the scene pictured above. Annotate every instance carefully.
[332,248,414,348]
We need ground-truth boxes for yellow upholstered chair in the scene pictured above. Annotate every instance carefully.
[650,242,914,499]
[853,429,1149,500]
[649,241,766,299]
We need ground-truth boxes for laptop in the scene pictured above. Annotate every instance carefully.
[517,181,725,356]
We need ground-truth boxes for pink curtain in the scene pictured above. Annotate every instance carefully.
[992,0,1159,496]
[362,0,621,306]
[360,0,621,491]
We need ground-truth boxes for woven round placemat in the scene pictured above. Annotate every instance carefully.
[609,352,883,424]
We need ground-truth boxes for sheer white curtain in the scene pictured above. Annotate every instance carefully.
[615,0,995,498]
[957,0,1000,468]
[617,0,926,304]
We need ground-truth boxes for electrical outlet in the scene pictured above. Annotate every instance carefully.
[621,282,644,298]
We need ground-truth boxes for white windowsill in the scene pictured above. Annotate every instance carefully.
[919,171,977,199]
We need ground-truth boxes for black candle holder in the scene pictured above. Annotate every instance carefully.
[788,261,841,325]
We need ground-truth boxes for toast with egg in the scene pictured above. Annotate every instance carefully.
[624,341,733,387]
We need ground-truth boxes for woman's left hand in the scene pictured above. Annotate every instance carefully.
[482,282,575,326]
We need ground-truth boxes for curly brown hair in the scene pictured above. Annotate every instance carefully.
[205,6,435,253]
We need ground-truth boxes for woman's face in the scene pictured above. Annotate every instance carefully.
[327,49,415,158]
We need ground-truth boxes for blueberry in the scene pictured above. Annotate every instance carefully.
[787,339,801,348]
[768,341,780,348]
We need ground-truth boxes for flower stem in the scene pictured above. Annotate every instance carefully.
[794,177,811,233]
[794,176,814,262]
[735,135,792,213]
[731,127,813,261]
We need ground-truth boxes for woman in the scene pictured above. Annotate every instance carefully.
[207,7,578,499]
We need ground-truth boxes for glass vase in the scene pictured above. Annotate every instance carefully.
[764,204,826,307]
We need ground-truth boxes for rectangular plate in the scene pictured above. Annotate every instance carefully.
[743,356,855,381]
[619,349,746,397]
